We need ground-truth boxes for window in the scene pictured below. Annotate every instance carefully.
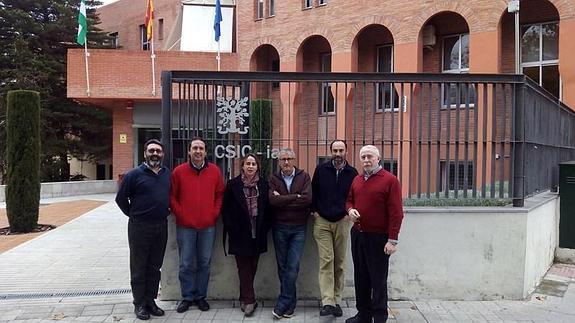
[442,33,475,107]
[440,161,474,191]
[317,156,330,165]
[140,24,149,50]
[376,45,399,112]
[158,19,164,40]
[319,0,328,4]
[521,22,560,99]
[256,0,264,19]
[268,0,275,16]
[320,53,335,115]
[272,59,280,89]
[382,160,398,176]
[304,0,313,9]
[108,32,119,48]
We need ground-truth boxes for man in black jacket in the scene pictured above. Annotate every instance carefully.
[115,139,170,321]
[312,140,358,317]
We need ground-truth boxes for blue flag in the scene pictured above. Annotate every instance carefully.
[214,0,222,42]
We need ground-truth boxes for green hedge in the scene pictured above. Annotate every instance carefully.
[250,99,273,178]
[5,90,41,233]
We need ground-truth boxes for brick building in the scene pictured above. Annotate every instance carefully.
[67,0,575,196]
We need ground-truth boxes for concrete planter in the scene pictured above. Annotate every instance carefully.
[160,192,560,301]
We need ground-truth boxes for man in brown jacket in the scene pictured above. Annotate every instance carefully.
[269,148,312,319]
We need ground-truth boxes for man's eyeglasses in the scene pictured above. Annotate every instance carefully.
[279,158,294,162]
[147,148,163,154]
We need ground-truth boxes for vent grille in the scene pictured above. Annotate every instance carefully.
[0,289,131,300]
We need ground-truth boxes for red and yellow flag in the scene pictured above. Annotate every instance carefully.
[145,0,154,41]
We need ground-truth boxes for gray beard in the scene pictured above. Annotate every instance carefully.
[146,159,162,168]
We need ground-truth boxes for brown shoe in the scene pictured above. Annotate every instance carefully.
[244,302,258,317]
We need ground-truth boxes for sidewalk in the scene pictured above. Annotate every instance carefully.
[0,195,574,322]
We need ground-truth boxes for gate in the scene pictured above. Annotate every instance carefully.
[160,71,575,205]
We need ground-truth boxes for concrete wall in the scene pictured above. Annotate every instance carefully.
[160,192,559,301]
[0,180,117,202]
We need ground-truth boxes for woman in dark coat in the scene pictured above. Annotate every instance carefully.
[221,153,271,316]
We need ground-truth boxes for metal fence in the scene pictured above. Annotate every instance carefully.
[161,71,575,206]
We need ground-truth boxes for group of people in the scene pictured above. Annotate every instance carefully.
[116,137,404,323]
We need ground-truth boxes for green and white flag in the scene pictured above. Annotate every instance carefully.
[77,0,87,45]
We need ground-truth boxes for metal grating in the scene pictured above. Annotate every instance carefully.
[0,288,131,300]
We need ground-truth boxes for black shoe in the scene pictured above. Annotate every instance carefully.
[345,314,371,323]
[282,309,295,318]
[146,300,165,316]
[333,304,343,317]
[320,305,334,316]
[176,300,192,313]
[196,298,210,311]
[134,305,150,320]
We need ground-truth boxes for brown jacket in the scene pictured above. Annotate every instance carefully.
[269,167,312,225]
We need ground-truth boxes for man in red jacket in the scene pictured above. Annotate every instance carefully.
[345,145,404,323]
[170,138,225,313]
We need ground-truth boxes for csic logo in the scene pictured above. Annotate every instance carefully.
[216,96,249,135]
[214,96,278,159]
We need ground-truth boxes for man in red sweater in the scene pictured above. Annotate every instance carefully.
[345,145,404,323]
[170,138,225,313]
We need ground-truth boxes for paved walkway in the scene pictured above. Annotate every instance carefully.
[0,199,106,253]
[1,194,575,322]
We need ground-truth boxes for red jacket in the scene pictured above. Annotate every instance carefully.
[346,169,404,240]
[170,161,225,229]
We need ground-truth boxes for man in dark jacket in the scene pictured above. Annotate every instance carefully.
[115,139,170,321]
[312,140,358,317]
[268,148,312,319]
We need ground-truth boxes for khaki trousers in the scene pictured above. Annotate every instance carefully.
[313,216,350,306]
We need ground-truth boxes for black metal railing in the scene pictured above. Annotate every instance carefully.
[161,71,575,206]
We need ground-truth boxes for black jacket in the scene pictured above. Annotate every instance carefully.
[312,161,358,222]
[221,175,272,256]
[115,164,171,222]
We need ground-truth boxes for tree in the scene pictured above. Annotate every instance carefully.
[5,90,41,233]
[0,0,112,183]
[250,99,273,178]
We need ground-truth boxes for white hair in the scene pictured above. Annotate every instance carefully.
[278,148,296,158]
[359,145,381,158]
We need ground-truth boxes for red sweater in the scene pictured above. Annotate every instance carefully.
[170,162,225,229]
[346,169,404,240]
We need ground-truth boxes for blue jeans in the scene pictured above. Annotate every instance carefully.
[176,226,216,301]
[272,224,307,314]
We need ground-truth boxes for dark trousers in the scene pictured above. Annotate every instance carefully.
[235,255,260,304]
[128,218,168,306]
[351,227,390,323]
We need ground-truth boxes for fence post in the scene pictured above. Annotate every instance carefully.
[161,71,173,170]
[512,81,525,207]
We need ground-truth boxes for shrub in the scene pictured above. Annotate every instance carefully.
[5,90,41,233]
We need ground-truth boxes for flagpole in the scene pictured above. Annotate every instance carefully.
[217,41,221,72]
[151,37,156,96]
[83,37,91,97]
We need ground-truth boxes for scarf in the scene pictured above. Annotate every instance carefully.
[242,172,260,239]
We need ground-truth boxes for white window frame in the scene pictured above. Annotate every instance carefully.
[268,0,275,16]
[304,0,313,9]
[441,33,474,109]
[319,0,328,5]
[520,21,560,100]
[375,44,399,112]
[256,0,264,19]
[140,25,150,51]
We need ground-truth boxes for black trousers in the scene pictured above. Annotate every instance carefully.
[235,255,260,304]
[128,218,168,306]
[351,227,390,323]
